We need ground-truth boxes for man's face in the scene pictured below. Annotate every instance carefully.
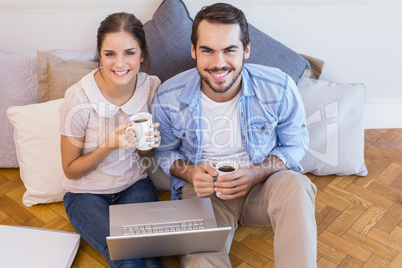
[191,20,250,98]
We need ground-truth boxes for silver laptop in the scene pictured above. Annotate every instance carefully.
[106,198,231,260]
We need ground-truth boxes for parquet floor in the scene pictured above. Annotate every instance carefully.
[0,129,401,267]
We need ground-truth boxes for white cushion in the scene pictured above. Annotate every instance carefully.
[7,99,65,207]
[298,77,368,176]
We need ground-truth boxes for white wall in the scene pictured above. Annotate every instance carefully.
[1,0,401,128]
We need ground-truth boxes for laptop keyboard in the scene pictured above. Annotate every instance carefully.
[122,219,205,235]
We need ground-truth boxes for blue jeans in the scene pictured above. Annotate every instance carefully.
[64,177,162,268]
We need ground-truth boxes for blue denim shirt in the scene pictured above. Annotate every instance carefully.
[152,64,309,200]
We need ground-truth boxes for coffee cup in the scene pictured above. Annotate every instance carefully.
[126,112,153,151]
[214,161,239,198]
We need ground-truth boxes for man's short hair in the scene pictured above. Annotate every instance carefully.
[191,3,250,51]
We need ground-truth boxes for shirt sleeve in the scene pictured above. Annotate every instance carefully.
[59,86,91,138]
[152,90,189,199]
[269,77,309,172]
[146,75,161,111]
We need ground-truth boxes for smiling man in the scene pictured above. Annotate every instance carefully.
[194,20,246,100]
[152,3,317,268]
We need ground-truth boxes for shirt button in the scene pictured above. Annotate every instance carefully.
[182,133,186,138]
[261,127,266,131]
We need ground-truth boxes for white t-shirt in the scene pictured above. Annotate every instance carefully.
[200,91,252,168]
[59,69,161,194]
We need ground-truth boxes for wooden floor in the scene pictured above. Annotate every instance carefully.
[0,129,401,267]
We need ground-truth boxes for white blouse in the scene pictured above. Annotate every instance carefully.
[59,69,161,194]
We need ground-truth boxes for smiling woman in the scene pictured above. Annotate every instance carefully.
[95,31,144,106]
[58,12,163,268]
[94,13,149,106]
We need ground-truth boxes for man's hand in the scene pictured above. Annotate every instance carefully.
[214,168,257,199]
[214,155,289,200]
[171,160,218,197]
[171,155,288,200]
[190,163,218,197]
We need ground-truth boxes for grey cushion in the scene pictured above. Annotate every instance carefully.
[144,0,196,82]
[298,77,368,176]
[246,24,310,83]
[144,0,310,83]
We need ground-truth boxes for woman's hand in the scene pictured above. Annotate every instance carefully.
[61,122,140,180]
[146,122,161,148]
[105,122,138,151]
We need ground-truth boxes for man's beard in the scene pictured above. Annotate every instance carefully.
[199,62,243,94]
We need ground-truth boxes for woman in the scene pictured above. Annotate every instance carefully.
[59,12,162,267]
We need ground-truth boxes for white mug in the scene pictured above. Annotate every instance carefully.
[214,161,239,198]
[126,112,153,151]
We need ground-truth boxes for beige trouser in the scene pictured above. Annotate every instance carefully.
[180,170,317,268]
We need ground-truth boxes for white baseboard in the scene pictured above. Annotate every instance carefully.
[364,102,402,129]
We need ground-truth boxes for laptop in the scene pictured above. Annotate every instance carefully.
[106,198,231,260]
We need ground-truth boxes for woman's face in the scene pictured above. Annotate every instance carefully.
[99,31,143,87]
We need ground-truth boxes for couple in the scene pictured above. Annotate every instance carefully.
[59,2,317,268]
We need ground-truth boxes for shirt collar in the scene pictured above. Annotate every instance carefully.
[240,65,256,97]
[81,69,150,117]
[177,68,201,105]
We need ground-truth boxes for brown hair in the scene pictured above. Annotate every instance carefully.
[191,3,249,51]
[95,12,150,70]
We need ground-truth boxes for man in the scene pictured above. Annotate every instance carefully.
[152,3,317,268]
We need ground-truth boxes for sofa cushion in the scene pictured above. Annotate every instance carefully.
[7,99,65,207]
[298,77,368,176]
[0,52,38,168]
[246,24,310,83]
[143,0,195,83]
[301,54,325,79]
[38,51,98,102]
